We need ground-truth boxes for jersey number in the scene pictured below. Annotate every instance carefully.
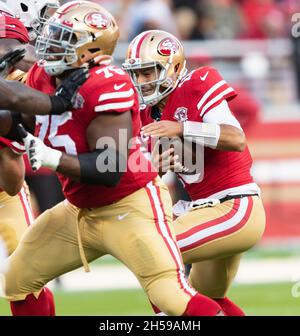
[36,113,77,155]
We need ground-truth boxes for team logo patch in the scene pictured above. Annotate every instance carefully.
[174,107,188,122]
[73,93,85,109]
[84,12,110,29]
[127,58,141,65]
[157,37,179,56]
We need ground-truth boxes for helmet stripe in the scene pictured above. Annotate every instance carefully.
[57,1,80,18]
[130,31,150,58]
[135,31,152,58]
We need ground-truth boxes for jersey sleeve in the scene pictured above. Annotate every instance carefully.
[0,137,25,155]
[188,67,237,119]
[26,63,55,94]
[203,100,242,130]
[85,65,138,117]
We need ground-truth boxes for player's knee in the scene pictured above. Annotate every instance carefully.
[188,271,229,298]
[146,272,189,316]
[3,257,44,300]
[2,268,18,299]
[149,290,186,316]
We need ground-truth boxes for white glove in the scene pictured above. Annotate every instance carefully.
[18,124,62,172]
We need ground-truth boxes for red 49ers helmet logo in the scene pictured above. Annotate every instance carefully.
[157,37,179,56]
[84,12,110,29]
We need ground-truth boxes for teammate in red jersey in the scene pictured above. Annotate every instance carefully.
[0,137,33,251]
[0,8,34,262]
[0,6,56,316]
[123,30,266,316]
[2,0,59,42]
[0,2,223,316]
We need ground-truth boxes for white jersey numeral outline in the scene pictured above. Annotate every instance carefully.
[36,112,77,155]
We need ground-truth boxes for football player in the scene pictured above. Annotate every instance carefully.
[0,3,35,78]
[0,8,34,260]
[0,1,223,316]
[1,0,60,41]
[0,6,58,315]
[123,30,266,316]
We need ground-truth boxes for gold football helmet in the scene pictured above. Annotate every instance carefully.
[35,0,119,75]
[123,30,187,106]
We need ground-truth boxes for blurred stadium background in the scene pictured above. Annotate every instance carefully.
[2,0,300,315]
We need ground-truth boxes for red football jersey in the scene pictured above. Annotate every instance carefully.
[27,64,157,208]
[0,137,25,154]
[141,66,254,200]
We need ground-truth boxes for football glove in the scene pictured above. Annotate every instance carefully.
[0,48,26,78]
[50,67,90,115]
[18,124,62,172]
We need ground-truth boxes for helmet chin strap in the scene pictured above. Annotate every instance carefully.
[28,29,37,42]
[44,66,65,76]
[91,55,113,66]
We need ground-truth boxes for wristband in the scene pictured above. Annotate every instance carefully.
[183,121,220,149]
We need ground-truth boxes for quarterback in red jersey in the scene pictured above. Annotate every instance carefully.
[0,1,223,316]
[123,30,266,315]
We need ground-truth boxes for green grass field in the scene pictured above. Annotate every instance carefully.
[0,282,299,316]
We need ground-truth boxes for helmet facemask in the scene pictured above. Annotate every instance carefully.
[123,54,186,106]
[35,1,119,76]
[2,0,60,41]
[36,21,91,76]
[35,3,59,35]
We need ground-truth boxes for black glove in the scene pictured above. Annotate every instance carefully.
[0,49,26,78]
[3,112,34,142]
[50,67,90,115]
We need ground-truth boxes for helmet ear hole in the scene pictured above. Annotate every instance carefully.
[174,63,180,73]
[21,3,28,12]
[88,48,101,54]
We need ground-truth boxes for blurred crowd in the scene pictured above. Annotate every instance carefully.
[60,0,299,41]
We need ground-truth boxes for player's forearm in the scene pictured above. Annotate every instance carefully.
[0,77,52,115]
[57,150,125,187]
[22,135,125,187]
[183,121,245,151]
[216,125,246,152]
[0,76,82,116]
[56,153,81,182]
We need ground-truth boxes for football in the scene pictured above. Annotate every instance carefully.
[154,137,204,175]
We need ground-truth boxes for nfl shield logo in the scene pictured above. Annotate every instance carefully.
[73,93,85,109]
[174,107,188,122]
